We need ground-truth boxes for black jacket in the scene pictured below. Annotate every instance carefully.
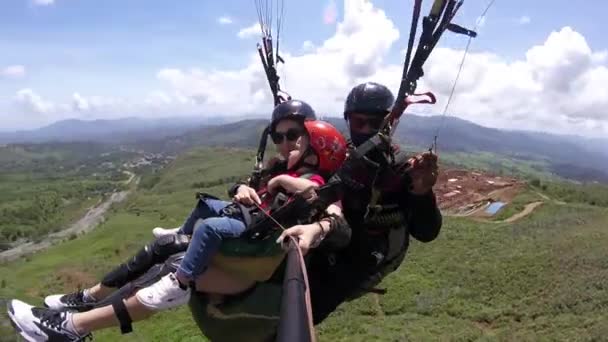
[326,148,442,253]
[309,148,442,324]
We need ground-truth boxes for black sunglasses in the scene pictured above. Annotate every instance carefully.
[271,128,302,144]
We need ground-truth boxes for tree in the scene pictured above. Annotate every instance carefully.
[32,191,61,223]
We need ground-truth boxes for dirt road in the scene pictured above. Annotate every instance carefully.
[0,180,136,263]
[499,201,544,223]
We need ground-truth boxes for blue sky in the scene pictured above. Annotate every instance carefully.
[1,0,607,136]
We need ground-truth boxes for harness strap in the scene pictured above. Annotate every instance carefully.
[386,225,407,262]
[112,298,133,334]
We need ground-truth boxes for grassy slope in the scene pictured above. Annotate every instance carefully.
[0,171,125,246]
[491,188,543,221]
[2,147,608,341]
[319,203,608,341]
[0,148,255,341]
[0,143,137,245]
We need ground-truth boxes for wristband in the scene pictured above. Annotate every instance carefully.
[310,222,327,248]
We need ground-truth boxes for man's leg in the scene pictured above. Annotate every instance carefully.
[78,216,248,333]
[308,250,369,325]
[8,273,188,341]
[44,234,190,311]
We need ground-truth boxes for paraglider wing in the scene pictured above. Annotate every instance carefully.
[385,0,475,134]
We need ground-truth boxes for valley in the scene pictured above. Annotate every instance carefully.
[0,145,607,341]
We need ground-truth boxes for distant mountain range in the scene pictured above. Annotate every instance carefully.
[0,116,234,144]
[2,115,607,182]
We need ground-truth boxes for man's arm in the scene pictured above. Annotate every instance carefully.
[316,203,352,250]
[393,149,442,242]
[404,190,442,242]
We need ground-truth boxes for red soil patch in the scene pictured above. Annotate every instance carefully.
[435,169,524,215]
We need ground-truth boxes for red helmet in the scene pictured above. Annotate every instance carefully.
[303,120,348,175]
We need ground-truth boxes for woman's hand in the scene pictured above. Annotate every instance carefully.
[266,175,287,194]
[233,185,261,206]
[276,223,325,256]
[295,185,319,203]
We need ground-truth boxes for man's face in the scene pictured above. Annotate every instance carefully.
[346,112,384,135]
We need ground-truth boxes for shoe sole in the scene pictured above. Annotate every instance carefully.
[6,301,40,342]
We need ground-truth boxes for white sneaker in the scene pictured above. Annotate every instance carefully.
[7,299,91,342]
[135,273,190,310]
[44,289,96,312]
[152,226,181,238]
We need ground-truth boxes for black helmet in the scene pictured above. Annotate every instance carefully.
[343,82,395,119]
[270,99,317,132]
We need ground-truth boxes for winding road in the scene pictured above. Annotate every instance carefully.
[0,173,138,263]
[496,201,544,223]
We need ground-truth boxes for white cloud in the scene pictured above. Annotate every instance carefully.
[15,89,55,114]
[157,0,399,118]
[145,91,173,106]
[237,22,261,39]
[156,60,269,114]
[324,0,338,25]
[6,0,608,138]
[32,0,54,6]
[420,26,608,136]
[72,93,91,112]
[1,65,26,78]
[151,1,607,137]
[218,16,233,25]
[518,15,531,25]
[302,40,316,52]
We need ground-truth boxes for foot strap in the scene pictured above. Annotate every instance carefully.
[112,298,133,334]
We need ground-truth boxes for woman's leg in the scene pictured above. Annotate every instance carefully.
[194,266,256,294]
[178,198,232,235]
[175,216,247,285]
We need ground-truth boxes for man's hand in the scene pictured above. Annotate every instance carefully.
[406,151,439,195]
[233,185,261,206]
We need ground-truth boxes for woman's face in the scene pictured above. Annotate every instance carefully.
[286,135,316,170]
[272,119,305,159]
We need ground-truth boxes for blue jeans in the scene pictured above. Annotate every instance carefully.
[178,198,230,235]
[176,198,247,280]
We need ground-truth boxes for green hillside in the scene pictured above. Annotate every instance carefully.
[1,147,607,341]
[0,143,136,247]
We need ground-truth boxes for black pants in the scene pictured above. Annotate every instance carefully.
[307,249,376,325]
